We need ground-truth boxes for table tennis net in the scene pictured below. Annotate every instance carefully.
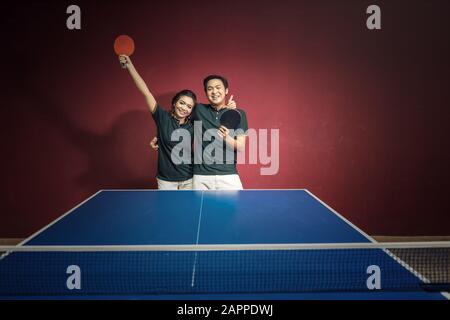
[0,242,449,295]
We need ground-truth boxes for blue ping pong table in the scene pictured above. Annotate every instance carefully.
[0,189,448,300]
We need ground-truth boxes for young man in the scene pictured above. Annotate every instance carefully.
[191,75,248,190]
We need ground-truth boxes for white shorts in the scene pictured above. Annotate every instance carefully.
[157,178,193,190]
[193,174,243,190]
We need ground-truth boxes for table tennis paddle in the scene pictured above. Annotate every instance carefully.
[220,109,241,130]
[114,35,135,69]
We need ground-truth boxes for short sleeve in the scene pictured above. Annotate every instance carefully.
[236,109,248,135]
[151,104,168,126]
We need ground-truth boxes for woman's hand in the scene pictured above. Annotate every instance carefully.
[150,137,159,151]
[118,55,133,69]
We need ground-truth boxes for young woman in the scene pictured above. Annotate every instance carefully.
[119,55,195,189]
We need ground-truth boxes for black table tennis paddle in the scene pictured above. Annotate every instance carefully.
[220,109,241,130]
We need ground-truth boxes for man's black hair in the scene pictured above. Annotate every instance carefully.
[203,75,229,91]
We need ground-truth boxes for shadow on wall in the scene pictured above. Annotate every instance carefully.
[75,92,180,190]
[14,52,181,190]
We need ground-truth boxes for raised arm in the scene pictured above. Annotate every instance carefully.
[119,55,157,113]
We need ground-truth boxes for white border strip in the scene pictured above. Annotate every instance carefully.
[305,190,375,242]
[0,191,104,261]
[16,190,104,247]
[1,242,449,252]
[305,189,450,300]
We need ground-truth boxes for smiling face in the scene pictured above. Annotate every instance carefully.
[205,78,229,107]
[173,95,194,119]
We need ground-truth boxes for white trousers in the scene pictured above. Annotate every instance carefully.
[157,178,193,190]
[192,174,243,190]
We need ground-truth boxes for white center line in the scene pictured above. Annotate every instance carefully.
[191,191,204,287]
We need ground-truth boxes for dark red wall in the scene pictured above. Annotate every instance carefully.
[2,0,449,237]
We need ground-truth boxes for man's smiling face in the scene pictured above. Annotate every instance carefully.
[205,78,228,107]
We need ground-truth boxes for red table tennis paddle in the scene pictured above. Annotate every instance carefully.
[114,35,135,68]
